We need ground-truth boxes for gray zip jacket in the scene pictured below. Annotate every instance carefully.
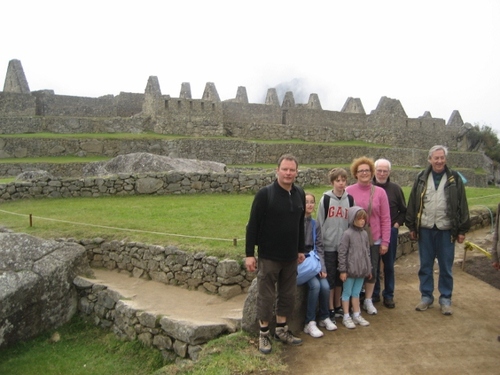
[338,206,372,278]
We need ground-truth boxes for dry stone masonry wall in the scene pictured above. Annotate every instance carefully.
[0,168,489,203]
[0,59,476,153]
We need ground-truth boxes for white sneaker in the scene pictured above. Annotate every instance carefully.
[342,316,356,329]
[352,315,370,326]
[363,299,378,315]
[303,321,324,338]
[318,317,338,331]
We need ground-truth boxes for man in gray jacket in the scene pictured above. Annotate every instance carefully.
[406,145,470,316]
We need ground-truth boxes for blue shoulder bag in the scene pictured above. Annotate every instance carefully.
[296,219,322,285]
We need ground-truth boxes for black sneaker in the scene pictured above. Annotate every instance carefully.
[383,297,395,309]
[334,306,344,319]
[372,295,381,303]
[329,309,336,320]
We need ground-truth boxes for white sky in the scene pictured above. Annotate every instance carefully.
[2,0,499,132]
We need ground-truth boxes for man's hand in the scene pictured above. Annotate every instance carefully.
[245,257,257,272]
[457,234,465,244]
[298,253,306,264]
[409,231,418,241]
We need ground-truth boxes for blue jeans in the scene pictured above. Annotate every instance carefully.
[305,275,330,323]
[374,227,398,299]
[418,227,455,306]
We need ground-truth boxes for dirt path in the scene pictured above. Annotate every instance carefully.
[283,226,500,374]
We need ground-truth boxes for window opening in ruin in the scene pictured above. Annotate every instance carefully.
[282,110,288,125]
[165,100,169,109]
[212,103,215,111]
[201,102,205,110]
[190,101,193,109]
[177,100,182,108]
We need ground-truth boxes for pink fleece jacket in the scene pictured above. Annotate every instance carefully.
[346,183,391,247]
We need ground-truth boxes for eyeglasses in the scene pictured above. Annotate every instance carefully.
[357,169,371,174]
[376,169,389,174]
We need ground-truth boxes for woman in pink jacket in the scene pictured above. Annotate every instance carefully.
[346,156,391,315]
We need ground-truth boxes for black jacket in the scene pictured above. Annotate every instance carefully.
[245,180,305,261]
[373,176,407,227]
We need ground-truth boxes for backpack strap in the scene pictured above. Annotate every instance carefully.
[323,194,330,219]
[348,194,354,207]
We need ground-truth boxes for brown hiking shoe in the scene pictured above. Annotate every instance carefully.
[274,325,303,346]
[259,330,272,354]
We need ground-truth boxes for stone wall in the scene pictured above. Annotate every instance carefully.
[81,238,250,297]
[30,91,144,117]
[0,168,489,203]
[0,137,487,172]
[0,116,150,134]
[74,275,238,362]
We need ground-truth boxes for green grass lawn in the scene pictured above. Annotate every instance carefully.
[0,315,164,375]
[0,315,287,375]
[1,185,498,258]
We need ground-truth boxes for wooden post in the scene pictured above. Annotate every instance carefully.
[462,248,467,271]
[29,214,32,227]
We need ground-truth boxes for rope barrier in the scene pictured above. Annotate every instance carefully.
[0,208,242,244]
[469,193,500,200]
[462,240,493,271]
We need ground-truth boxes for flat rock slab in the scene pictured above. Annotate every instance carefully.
[90,268,245,326]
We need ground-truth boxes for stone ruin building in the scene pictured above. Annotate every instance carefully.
[0,58,471,151]
[1,58,493,186]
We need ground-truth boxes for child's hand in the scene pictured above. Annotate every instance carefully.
[367,273,372,280]
[340,272,347,282]
[319,271,327,278]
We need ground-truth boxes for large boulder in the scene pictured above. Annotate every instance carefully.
[0,233,93,348]
[82,153,227,177]
[241,278,307,335]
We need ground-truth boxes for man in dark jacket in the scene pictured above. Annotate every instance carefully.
[406,145,470,316]
[245,153,305,354]
[373,158,407,309]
